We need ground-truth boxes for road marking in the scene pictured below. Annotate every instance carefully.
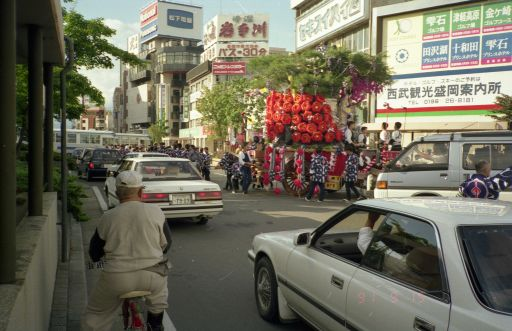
[219,270,234,281]
[91,186,108,212]
[164,311,177,331]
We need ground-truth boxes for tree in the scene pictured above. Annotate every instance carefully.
[197,78,266,138]
[489,94,512,130]
[148,120,169,144]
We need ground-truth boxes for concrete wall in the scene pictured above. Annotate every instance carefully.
[0,192,58,331]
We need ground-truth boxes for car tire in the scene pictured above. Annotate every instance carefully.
[196,217,209,225]
[255,257,279,322]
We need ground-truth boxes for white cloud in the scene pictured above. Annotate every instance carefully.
[78,19,139,109]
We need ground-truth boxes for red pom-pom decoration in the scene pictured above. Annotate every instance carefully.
[283,102,293,113]
[315,95,326,103]
[322,104,331,113]
[292,114,302,125]
[306,123,318,134]
[297,167,303,174]
[296,158,303,166]
[301,102,311,112]
[312,131,323,142]
[297,122,307,132]
[301,133,311,144]
[272,112,281,122]
[292,104,301,114]
[325,132,335,143]
[291,131,301,143]
[275,122,285,134]
[282,114,292,125]
[274,165,281,173]
[293,179,302,187]
[318,122,328,133]
[274,187,281,195]
[312,113,323,124]
[311,102,322,113]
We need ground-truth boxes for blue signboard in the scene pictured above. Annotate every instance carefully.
[422,40,450,69]
[167,9,193,29]
[481,32,512,65]
[451,36,480,67]
[140,20,158,43]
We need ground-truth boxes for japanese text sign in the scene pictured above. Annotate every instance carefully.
[203,14,270,50]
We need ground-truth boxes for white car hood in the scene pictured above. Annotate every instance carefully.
[142,179,220,193]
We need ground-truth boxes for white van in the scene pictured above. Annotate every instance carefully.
[375,131,512,202]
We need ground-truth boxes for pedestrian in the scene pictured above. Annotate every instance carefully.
[200,147,212,181]
[459,160,512,199]
[305,146,328,202]
[82,171,171,331]
[379,122,390,151]
[343,144,364,202]
[238,143,253,194]
[219,152,234,191]
[344,121,356,148]
[231,151,242,193]
[390,122,403,151]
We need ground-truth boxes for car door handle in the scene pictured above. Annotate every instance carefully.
[331,275,344,290]
[440,173,448,177]
[414,317,435,331]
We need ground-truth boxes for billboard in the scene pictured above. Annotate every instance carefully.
[212,61,247,75]
[376,0,512,122]
[127,34,140,55]
[296,0,369,50]
[203,14,269,50]
[140,1,203,43]
[201,42,269,62]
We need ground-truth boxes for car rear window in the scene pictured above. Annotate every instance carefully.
[459,225,512,314]
[135,160,201,181]
[93,150,121,160]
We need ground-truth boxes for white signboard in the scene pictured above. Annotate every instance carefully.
[140,1,203,43]
[127,34,140,55]
[296,0,368,50]
[203,14,270,50]
[201,42,269,62]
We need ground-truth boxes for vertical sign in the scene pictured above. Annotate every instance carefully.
[451,5,481,37]
[423,10,450,40]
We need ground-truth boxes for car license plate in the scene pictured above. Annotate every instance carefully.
[171,194,192,205]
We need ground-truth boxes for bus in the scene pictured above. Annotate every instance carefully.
[54,129,151,153]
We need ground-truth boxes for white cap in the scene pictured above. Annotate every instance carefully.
[116,171,143,188]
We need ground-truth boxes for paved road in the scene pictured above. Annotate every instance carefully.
[84,170,349,331]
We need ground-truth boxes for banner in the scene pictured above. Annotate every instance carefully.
[212,61,246,75]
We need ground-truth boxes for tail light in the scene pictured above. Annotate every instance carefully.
[88,162,94,169]
[195,191,222,201]
[142,192,169,203]
[376,180,388,189]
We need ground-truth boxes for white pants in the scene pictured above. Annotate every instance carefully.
[81,270,168,331]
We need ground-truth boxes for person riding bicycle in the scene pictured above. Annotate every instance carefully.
[82,171,172,331]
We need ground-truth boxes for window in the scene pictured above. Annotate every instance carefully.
[135,160,201,180]
[55,132,61,142]
[92,150,121,161]
[67,133,77,144]
[117,160,133,172]
[313,210,387,264]
[362,214,444,296]
[458,225,512,314]
[463,143,512,170]
[80,133,90,144]
[390,142,450,171]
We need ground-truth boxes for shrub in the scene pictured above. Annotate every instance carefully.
[53,169,89,222]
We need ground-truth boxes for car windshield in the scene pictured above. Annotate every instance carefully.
[94,150,121,161]
[135,160,201,181]
[459,225,512,314]
[390,142,449,171]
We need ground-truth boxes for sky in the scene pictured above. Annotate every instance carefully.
[68,0,296,109]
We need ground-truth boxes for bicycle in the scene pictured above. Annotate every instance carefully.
[120,290,152,330]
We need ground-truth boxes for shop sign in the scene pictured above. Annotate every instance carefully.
[212,61,246,75]
[203,14,269,49]
[167,9,193,29]
[202,42,269,62]
[377,1,512,122]
[296,0,368,50]
[141,2,158,27]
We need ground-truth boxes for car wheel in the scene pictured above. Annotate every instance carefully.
[255,257,279,322]
[196,217,209,225]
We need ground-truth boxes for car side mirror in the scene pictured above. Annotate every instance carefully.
[294,232,311,246]
[108,170,118,177]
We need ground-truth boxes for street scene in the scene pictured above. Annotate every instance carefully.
[2,0,512,331]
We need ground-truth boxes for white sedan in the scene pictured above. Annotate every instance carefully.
[105,157,222,224]
[248,198,512,331]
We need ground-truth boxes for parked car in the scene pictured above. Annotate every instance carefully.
[121,152,170,160]
[104,157,222,224]
[375,131,512,201]
[77,148,122,181]
[248,197,512,331]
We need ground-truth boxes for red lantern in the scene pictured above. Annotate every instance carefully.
[297,122,307,132]
[274,165,281,173]
[301,102,311,112]
[282,114,292,125]
[297,167,303,174]
[312,131,323,142]
[301,133,311,144]
[291,104,301,114]
[293,179,302,187]
[275,174,282,182]
[312,113,323,124]
[322,104,331,113]
[296,158,303,166]
[318,122,328,133]
[325,132,335,143]
[275,122,285,134]
[272,103,280,112]
[297,148,304,156]
[272,112,281,122]
[311,102,322,113]
[292,114,302,125]
[283,102,293,113]
[263,162,270,169]
[315,95,326,103]
[284,95,294,103]
[302,111,313,122]
[291,131,301,143]
[306,123,317,134]
[335,130,344,142]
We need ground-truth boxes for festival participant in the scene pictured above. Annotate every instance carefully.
[379,122,390,151]
[343,145,364,202]
[219,152,235,191]
[390,122,403,151]
[305,146,328,202]
[200,147,212,181]
[459,160,512,199]
[238,143,252,194]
